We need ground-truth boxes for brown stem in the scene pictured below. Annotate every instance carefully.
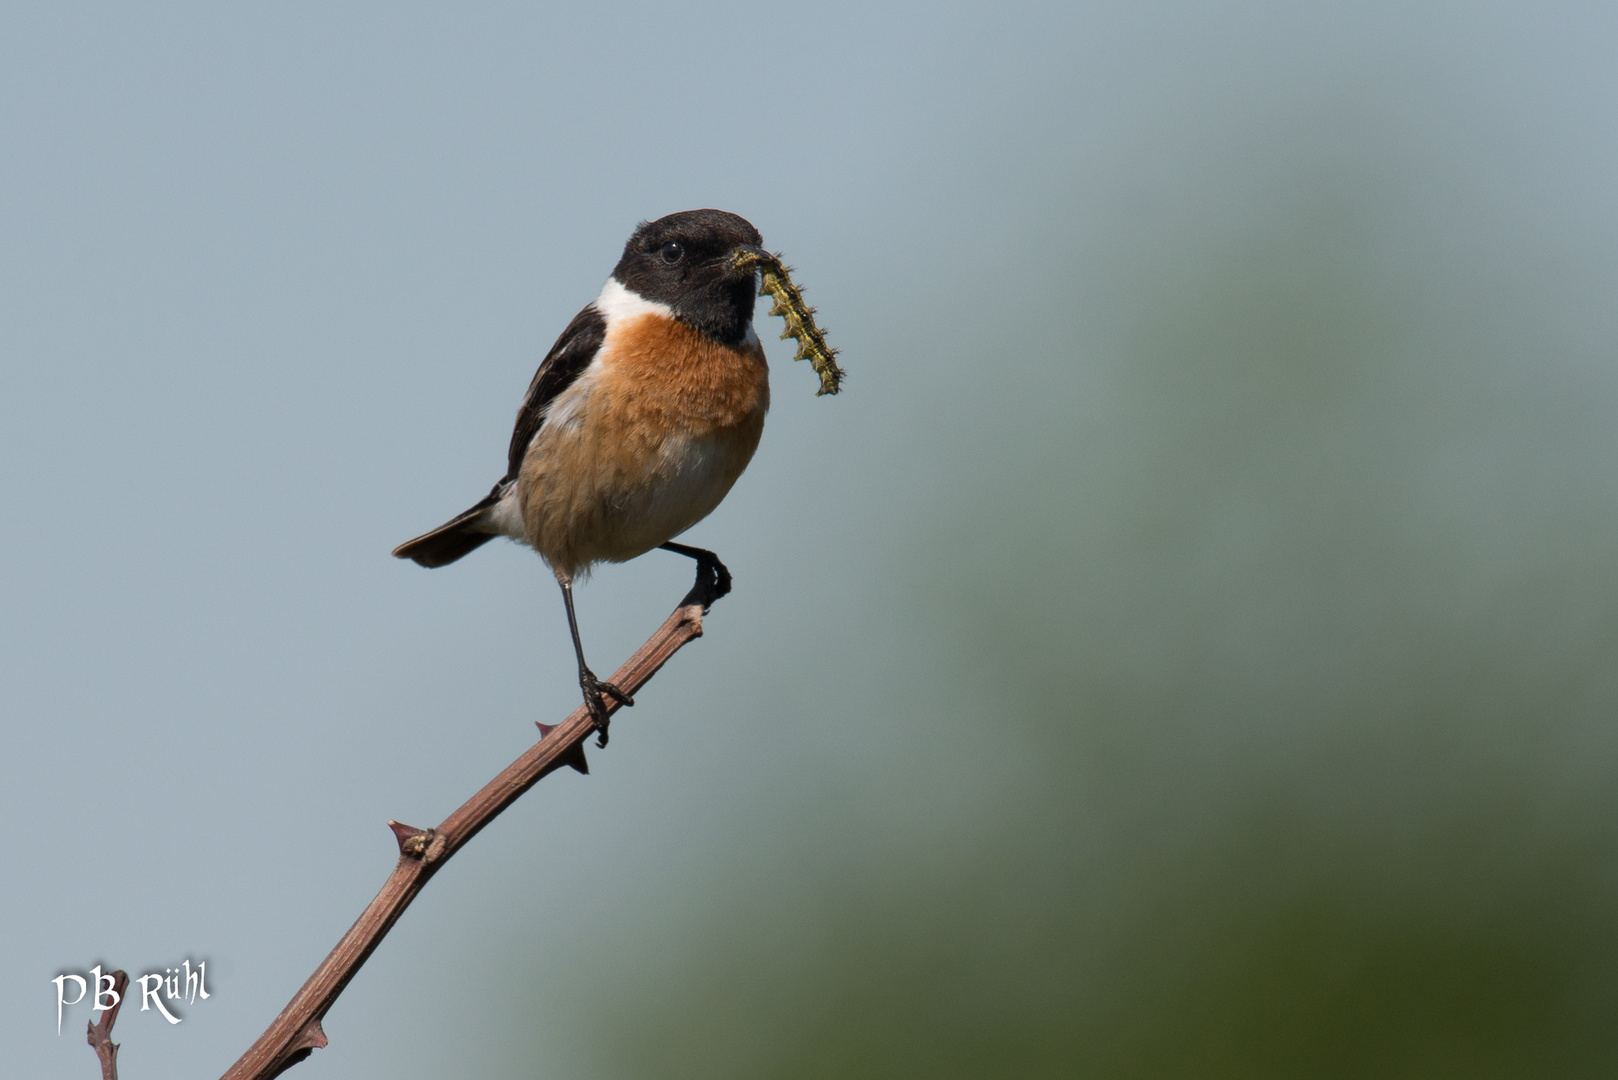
[86,970,130,1080]
[219,578,715,1080]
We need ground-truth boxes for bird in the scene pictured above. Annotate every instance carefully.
[393,209,772,747]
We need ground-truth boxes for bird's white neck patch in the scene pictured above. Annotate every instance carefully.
[593,277,674,326]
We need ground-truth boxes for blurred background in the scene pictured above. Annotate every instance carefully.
[4,2,1618,1077]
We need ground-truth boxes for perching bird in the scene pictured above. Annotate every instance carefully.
[393,209,771,746]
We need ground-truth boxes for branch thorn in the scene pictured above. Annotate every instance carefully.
[387,820,423,853]
[292,1019,328,1052]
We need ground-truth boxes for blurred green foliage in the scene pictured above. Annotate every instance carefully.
[547,174,1618,1078]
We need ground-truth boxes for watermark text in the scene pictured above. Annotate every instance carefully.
[53,961,209,1034]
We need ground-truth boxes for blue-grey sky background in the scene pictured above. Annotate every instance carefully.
[6,3,1618,1077]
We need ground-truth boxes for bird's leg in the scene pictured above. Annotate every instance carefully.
[659,541,732,610]
[556,574,633,748]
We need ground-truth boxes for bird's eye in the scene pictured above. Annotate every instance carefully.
[659,241,684,264]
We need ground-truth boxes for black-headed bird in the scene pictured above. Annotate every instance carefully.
[394,209,771,746]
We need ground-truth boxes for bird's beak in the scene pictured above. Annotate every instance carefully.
[726,244,773,279]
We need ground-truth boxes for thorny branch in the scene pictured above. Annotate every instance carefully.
[194,565,727,1080]
[87,969,129,1080]
[86,246,838,1080]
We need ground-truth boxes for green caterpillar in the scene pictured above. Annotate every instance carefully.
[732,249,844,396]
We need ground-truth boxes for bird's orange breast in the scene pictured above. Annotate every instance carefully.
[601,312,771,436]
[518,312,769,575]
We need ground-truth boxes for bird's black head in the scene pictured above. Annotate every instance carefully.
[612,209,766,345]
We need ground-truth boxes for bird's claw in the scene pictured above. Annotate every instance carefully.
[579,669,632,748]
[701,557,732,604]
[598,680,634,707]
[684,555,732,610]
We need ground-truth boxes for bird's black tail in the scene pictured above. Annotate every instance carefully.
[392,490,502,568]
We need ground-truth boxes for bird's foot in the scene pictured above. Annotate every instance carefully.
[699,555,732,605]
[580,668,633,748]
[663,543,733,610]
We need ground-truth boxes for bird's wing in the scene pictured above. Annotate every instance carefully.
[503,303,608,481]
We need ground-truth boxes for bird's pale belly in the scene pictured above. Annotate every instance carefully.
[520,420,761,574]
